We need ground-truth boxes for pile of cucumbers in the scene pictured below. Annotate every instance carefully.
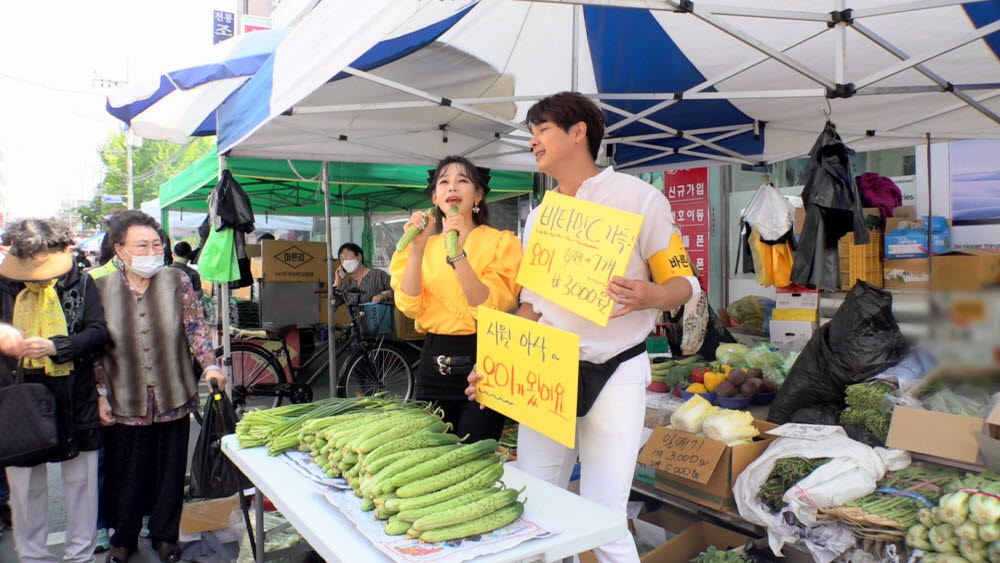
[650,355,704,387]
[297,406,525,543]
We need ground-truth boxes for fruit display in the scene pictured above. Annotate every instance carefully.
[237,398,525,543]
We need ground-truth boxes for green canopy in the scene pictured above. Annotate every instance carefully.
[159,148,535,216]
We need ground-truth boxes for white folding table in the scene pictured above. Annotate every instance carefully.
[222,435,627,562]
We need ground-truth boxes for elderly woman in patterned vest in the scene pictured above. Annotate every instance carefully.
[0,219,108,563]
[94,211,225,563]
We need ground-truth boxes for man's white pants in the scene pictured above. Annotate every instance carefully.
[517,356,647,563]
[6,450,98,563]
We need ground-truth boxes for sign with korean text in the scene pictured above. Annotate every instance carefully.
[517,191,644,326]
[476,308,579,448]
[637,425,726,485]
[213,10,234,44]
[664,168,710,290]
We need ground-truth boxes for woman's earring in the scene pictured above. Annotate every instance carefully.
[473,203,480,214]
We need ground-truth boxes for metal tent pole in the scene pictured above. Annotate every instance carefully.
[218,153,233,397]
[323,162,338,399]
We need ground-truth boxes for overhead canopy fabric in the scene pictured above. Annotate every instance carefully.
[214,0,1000,173]
[159,147,535,216]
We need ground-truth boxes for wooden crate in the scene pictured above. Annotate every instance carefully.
[839,229,884,289]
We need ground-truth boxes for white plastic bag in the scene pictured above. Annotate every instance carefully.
[742,183,794,241]
[733,429,911,558]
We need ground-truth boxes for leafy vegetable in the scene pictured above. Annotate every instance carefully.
[715,344,748,367]
[669,395,717,434]
[689,546,750,563]
[757,457,831,513]
[701,410,759,445]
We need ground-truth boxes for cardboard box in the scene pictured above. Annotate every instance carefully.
[775,285,820,309]
[261,240,330,283]
[770,319,817,347]
[884,251,1000,291]
[884,215,952,259]
[771,308,819,322]
[884,257,928,289]
[393,307,424,340]
[793,207,806,237]
[638,420,778,511]
[641,522,753,563]
[931,249,1000,291]
[180,494,239,535]
[887,403,1000,465]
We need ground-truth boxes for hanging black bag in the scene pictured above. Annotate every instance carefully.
[189,380,250,499]
[0,361,60,467]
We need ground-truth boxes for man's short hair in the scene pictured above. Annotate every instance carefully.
[173,241,193,258]
[525,92,605,161]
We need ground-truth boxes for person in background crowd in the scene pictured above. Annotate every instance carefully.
[0,219,109,563]
[94,211,225,563]
[0,322,23,539]
[73,248,92,270]
[391,155,521,442]
[466,92,699,563]
[333,242,392,306]
[169,241,202,299]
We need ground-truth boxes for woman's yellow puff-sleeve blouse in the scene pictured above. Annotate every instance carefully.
[390,226,521,336]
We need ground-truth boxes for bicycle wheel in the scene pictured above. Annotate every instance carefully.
[218,342,286,414]
[337,343,413,400]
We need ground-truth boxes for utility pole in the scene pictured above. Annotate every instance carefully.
[126,128,134,209]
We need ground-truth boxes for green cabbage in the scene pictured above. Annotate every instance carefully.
[715,344,748,367]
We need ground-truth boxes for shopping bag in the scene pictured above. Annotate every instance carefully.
[0,362,59,467]
[742,182,794,242]
[189,382,250,499]
[198,226,240,283]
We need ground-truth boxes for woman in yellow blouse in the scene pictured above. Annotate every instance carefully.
[390,156,521,442]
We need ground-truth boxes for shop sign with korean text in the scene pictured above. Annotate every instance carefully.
[516,191,643,326]
[664,168,710,290]
[476,308,579,448]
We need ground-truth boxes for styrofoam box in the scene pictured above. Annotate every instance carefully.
[775,291,819,309]
[770,319,817,347]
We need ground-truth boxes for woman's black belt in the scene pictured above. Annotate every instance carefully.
[577,341,647,417]
[435,355,473,375]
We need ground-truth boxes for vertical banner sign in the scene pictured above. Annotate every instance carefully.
[476,309,580,448]
[516,192,644,326]
[213,10,235,44]
[663,168,710,290]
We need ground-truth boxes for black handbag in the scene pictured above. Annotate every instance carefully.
[0,361,60,467]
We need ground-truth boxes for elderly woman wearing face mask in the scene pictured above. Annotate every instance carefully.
[332,242,392,306]
[93,211,225,563]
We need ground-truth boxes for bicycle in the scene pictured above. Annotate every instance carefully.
[216,287,422,415]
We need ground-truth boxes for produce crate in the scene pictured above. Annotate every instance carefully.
[839,208,885,290]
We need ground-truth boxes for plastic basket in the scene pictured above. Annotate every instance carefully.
[359,303,394,337]
[839,229,884,289]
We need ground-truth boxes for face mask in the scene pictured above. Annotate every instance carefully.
[124,250,164,279]
[342,259,360,274]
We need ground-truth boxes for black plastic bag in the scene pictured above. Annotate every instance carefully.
[791,122,869,290]
[768,282,907,424]
[189,384,250,499]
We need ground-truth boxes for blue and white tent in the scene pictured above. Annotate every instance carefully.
[106,27,291,144]
[110,0,1000,172]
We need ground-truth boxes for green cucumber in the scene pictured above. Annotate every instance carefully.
[384,516,412,536]
[389,439,498,488]
[446,205,460,258]
[396,207,436,252]
[355,414,438,454]
[418,503,524,543]
[395,455,500,498]
[364,433,460,467]
[361,497,376,512]
[412,487,522,531]
[388,464,504,513]
[396,487,501,523]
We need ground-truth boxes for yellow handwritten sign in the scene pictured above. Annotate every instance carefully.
[517,191,644,326]
[476,308,579,449]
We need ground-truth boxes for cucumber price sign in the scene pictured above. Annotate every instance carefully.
[516,191,643,326]
[476,308,579,448]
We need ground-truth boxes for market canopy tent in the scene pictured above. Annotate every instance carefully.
[215,0,1000,173]
[159,147,536,217]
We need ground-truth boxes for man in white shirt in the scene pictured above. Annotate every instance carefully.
[467,92,700,562]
